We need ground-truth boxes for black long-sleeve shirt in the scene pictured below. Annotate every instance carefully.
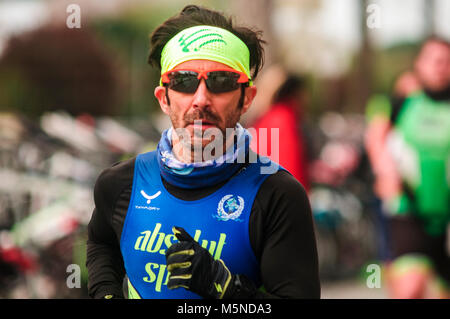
[86,153,320,299]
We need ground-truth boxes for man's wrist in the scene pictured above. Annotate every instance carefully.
[93,288,124,299]
[221,274,257,299]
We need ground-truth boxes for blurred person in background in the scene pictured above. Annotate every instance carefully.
[365,37,450,298]
[250,72,311,191]
[86,5,319,299]
[365,72,421,217]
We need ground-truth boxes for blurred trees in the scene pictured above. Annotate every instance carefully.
[230,0,275,68]
[0,25,122,117]
[88,6,170,118]
[0,3,213,118]
[0,1,432,118]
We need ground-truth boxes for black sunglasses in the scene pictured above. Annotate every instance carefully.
[161,69,250,94]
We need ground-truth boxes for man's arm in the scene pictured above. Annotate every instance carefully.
[218,170,320,299]
[86,209,125,298]
[86,166,129,299]
[247,170,320,298]
[364,115,402,201]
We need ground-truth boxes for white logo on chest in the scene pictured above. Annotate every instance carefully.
[140,190,161,204]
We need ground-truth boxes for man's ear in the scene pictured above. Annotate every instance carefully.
[240,85,257,115]
[154,86,170,115]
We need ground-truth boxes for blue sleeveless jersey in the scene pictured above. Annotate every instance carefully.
[120,151,278,299]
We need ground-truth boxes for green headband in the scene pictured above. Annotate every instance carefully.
[160,25,252,85]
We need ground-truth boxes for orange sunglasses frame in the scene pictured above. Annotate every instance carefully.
[161,68,250,85]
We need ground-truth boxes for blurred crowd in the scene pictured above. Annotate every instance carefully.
[0,0,449,299]
[0,111,160,297]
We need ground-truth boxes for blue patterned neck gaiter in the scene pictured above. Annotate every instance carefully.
[156,123,251,189]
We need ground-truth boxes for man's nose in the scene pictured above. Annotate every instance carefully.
[191,79,211,108]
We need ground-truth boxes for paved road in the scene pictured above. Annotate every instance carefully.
[321,278,388,299]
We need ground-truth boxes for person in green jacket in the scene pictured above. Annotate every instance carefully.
[365,37,450,298]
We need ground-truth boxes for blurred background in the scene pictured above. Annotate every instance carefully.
[0,0,449,299]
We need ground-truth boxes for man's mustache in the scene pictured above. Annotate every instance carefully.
[184,109,220,124]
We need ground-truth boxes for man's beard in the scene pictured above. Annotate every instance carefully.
[168,85,246,136]
[168,86,245,162]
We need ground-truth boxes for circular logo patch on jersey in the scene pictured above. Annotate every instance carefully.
[214,194,245,222]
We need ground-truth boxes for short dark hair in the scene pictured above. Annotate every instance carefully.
[417,35,450,57]
[148,5,266,80]
[273,75,305,103]
[425,35,450,47]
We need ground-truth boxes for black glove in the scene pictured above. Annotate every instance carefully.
[165,226,232,299]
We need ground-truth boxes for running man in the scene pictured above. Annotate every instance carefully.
[86,5,320,299]
[366,37,450,298]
